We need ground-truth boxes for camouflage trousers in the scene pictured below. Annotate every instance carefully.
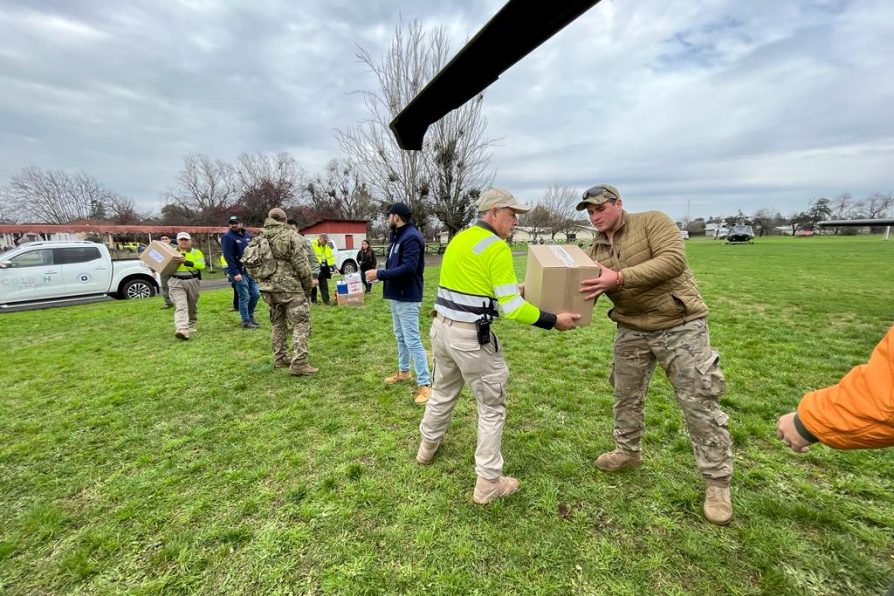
[610,318,733,483]
[262,292,311,368]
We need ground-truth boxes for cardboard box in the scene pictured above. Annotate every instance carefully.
[524,245,600,326]
[336,291,365,307]
[140,240,181,275]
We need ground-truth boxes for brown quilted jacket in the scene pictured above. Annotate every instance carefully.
[586,210,708,331]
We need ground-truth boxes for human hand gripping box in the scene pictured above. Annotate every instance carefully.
[524,245,599,326]
[139,240,181,275]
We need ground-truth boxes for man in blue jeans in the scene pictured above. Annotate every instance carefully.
[366,202,432,404]
[222,215,260,329]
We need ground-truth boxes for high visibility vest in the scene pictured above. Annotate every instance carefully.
[435,223,540,325]
[175,248,206,273]
[312,241,334,266]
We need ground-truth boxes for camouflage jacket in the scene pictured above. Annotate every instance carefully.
[587,210,708,332]
[257,218,313,296]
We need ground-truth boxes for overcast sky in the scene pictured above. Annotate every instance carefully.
[1,0,892,221]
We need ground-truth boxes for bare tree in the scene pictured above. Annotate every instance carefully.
[163,154,237,224]
[233,152,305,226]
[306,158,377,221]
[337,20,495,238]
[751,208,773,237]
[106,194,146,225]
[520,204,553,243]
[859,192,894,220]
[5,166,125,223]
[541,184,580,240]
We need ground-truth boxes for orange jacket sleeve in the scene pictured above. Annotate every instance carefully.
[796,325,894,449]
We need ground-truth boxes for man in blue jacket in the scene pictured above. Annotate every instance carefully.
[366,202,432,404]
[222,215,260,329]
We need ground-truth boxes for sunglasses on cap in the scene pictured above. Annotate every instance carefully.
[581,186,619,201]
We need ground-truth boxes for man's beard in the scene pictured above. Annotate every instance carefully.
[389,223,398,231]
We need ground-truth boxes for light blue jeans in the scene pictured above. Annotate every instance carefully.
[232,272,260,322]
[389,300,431,386]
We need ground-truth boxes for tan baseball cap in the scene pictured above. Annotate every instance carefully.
[575,184,622,211]
[268,207,287,221]
[476,187,532,213]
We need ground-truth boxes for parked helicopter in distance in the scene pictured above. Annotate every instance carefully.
[726,223,755,244]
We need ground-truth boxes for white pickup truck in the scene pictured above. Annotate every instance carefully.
[0,241,159,308]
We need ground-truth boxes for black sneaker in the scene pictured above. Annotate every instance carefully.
[241,321,260,329]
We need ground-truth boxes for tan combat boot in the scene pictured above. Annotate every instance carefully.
[415,440,440,465]
[289,363,319,376]
[175,330,190,341]
[274,360,290,369]
[473,476,520,505]
[704,484,733,525]
[413,385,432,404]
[594,449,642,472]
[384,370,412,384]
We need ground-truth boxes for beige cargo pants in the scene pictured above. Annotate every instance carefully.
[611,317,733,483]
[168,277,200,333]
[420,316,509,480]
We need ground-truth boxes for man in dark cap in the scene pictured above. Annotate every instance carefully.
[222,215,260,328]
[366,202,432,404]
[577,184,733,525]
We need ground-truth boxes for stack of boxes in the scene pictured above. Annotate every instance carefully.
[336,272,365,306]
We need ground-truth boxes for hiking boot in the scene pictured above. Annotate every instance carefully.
[473,476,520,505]
[415,440,441,464]
[241,320,260,329]
[249,318,260,326]
[413,385,432,404]
[161,303,173,309]
[273,360,290,369]
[289,363,319,376]
[384,370,412,384]
[594,449,642,472]
[174,330,190,341]
[704,484,733,525]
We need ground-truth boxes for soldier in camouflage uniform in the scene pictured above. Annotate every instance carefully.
[577,184,734,525]
[258,208,317,376]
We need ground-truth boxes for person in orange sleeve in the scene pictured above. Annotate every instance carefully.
[776,325,894,452]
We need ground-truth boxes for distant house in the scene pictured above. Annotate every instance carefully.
[299,219,369,251]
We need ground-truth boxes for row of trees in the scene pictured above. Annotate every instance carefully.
[686,194,894,237]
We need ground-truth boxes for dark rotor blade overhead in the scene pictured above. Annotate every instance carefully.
[389,0,602,150]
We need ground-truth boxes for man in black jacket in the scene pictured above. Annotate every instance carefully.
[366,203,431,404]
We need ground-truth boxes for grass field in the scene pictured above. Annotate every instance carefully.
[1,235,893,594]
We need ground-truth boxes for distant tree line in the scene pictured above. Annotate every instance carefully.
[678,194,894,238]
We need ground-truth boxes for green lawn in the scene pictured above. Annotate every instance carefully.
[2,235,893,594]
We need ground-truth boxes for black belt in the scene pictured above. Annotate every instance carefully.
[172,273,198,279]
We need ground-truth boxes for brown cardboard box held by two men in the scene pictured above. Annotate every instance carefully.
[139,240,181,275]
[524,244,600,326]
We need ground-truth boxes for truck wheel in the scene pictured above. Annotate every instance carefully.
[121,279,156,300]
[341,260,358,275]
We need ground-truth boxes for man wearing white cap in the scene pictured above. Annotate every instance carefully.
[170,232,205,340]
[416,187,581,505]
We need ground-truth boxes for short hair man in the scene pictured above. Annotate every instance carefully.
[158,235,174,308]
[222,215,261,329]
[257,208,317,375]
[366,202,432,404]
[577,184,734,525]
[170,232,206,340]
[416,188,580,504]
